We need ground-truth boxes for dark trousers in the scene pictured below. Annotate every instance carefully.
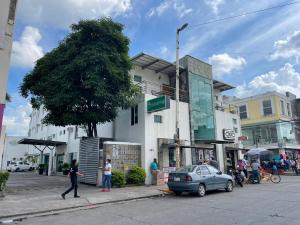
[243,169,248,178]
[103,174,112,189]
[63,178,78,197]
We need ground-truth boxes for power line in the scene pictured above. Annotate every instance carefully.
[189,0,300,29]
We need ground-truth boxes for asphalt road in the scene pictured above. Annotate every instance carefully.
[12,176,300,225]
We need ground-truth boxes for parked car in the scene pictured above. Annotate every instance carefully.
[7,161,31,172]
[168,165,234,197]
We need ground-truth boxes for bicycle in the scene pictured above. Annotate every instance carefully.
[260,169,281,184]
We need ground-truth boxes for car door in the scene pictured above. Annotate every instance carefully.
[208,165,224,189]
[200,166,214,190]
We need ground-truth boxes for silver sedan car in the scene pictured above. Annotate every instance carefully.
[168,165,234,197]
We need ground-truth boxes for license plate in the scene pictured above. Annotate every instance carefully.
[174,177,180,182]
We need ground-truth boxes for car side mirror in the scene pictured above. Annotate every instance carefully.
[217,171,222,175]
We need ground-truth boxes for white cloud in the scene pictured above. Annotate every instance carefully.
[236,63,300,98]
[208,53,246,78]
[18,0,132,29]
[147,0,192,18]
[11,26,44,68]
[205,0,225,14]
[270,30,300,60]
[3,94,32,136]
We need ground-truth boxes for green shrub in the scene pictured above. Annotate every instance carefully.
[112,170,126,188]
[126,166,146,185]
[0,172,9,191]
[62,163,69,169]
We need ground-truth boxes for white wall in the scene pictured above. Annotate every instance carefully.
[215,110,242,172]
[1,136,36,170]
[0,126,6,170]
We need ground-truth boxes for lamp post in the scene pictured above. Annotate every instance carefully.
[175,23,188,169]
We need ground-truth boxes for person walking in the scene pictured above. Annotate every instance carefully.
[150,158,158,185]
[102,159,112,192]
[251,160,261,184]
[297,158,300,175]
[61,159,83,199]
[290,158,297,174]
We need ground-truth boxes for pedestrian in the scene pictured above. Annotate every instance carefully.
[271,160,278,175]
[102,159,112,192]
[242,156,248,178]
[290,158,297,174]
[208,157,219,169]
[297,158,300,175]
[251,160,261,184]
[150,158,158,185]
[61,159,83,199]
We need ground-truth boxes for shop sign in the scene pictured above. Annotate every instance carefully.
[147,95,170,113]
[223,129,235,140]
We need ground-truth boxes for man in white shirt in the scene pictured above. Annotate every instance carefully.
[102,159,112,192]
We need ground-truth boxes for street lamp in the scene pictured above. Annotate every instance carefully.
[175,23,188,169]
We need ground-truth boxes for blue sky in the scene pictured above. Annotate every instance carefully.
[4,0,300,135]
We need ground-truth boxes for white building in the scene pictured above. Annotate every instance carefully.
[0,126,6,170]
[24,53,242,184]
[0,0,18,135]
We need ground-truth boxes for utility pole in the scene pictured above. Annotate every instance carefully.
[175,23,188,169]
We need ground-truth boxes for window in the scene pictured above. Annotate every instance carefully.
[200,166,210,175]
[63,130,66,135]
[52,134,55,139]
[154,115,162,123]
[234,127,238,133]
[233,118,237,125]
[239,105,247,119]
[262,100,272,116]
[59,131,62,136]
[281,100,285,115]
[131,105,138,125]
[208,166,219,174]
[133,75,142,83]
[287,103,291,116]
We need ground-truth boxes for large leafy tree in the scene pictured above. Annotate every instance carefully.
[20,18,139,137]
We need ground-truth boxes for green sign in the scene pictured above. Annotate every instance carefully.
[147,96,170,113]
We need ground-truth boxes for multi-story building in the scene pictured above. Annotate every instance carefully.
[24,53,242,183]
[230,91,299,158]
[0,0,18,135]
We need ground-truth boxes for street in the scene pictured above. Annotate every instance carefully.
[11,176,300,225]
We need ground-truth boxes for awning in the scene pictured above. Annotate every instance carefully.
[18,138,66,146]
[213,80,235,92]
[131,52,186,75]
[18,138,66,153]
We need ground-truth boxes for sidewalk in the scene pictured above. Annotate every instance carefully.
[0,184,166,220]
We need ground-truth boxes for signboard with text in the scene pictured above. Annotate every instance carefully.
[147,95,170,113]
[223,129,235,140]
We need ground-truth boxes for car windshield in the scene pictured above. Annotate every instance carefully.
[176,166,197,173]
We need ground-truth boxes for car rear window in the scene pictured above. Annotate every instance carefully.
[176,166,197,173]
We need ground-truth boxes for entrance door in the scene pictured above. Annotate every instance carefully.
[56,154,64,172]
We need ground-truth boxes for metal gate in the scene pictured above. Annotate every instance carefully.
[79,138,99,185]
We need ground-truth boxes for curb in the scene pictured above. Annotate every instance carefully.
[0,193,164,223]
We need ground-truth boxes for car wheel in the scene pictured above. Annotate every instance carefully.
[16,168,20,172]
[197,184,206,197]
[174,191,182,196]
[225,180,233,192]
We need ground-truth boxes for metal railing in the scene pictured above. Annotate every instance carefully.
[139,81,189,103]
[215,103,238,114]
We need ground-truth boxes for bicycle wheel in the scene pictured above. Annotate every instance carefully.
[271,174,281,183]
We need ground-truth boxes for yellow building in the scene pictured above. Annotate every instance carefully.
[230,91,299,158]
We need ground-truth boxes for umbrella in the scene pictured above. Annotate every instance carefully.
[245,148,272,156]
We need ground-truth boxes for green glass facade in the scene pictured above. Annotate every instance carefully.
[189,72,215,141]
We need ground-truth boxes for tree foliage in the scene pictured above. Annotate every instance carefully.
[20,18,140,137]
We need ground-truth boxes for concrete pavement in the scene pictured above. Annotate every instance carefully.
[0,172,164,221]
[7,176,300,225]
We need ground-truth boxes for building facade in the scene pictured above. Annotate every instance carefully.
[0,0,18,135]
[230,91,299,158]
[25,53,242,184]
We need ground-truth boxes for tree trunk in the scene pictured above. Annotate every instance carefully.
[92,122,98,137]
[87,123,93,137]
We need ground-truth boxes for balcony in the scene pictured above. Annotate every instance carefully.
[215,103,238,114]
[140,81,189,103]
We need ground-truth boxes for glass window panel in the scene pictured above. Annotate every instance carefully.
[263,100,272,116]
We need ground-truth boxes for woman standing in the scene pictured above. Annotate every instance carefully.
[102,159,112,192]
[61,159,83,199]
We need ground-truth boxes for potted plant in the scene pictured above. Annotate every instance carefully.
[62,163,70,175]
[38,164,45,175]
[0,172,9,198]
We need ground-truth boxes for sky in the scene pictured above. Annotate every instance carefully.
[3,0,300,136]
